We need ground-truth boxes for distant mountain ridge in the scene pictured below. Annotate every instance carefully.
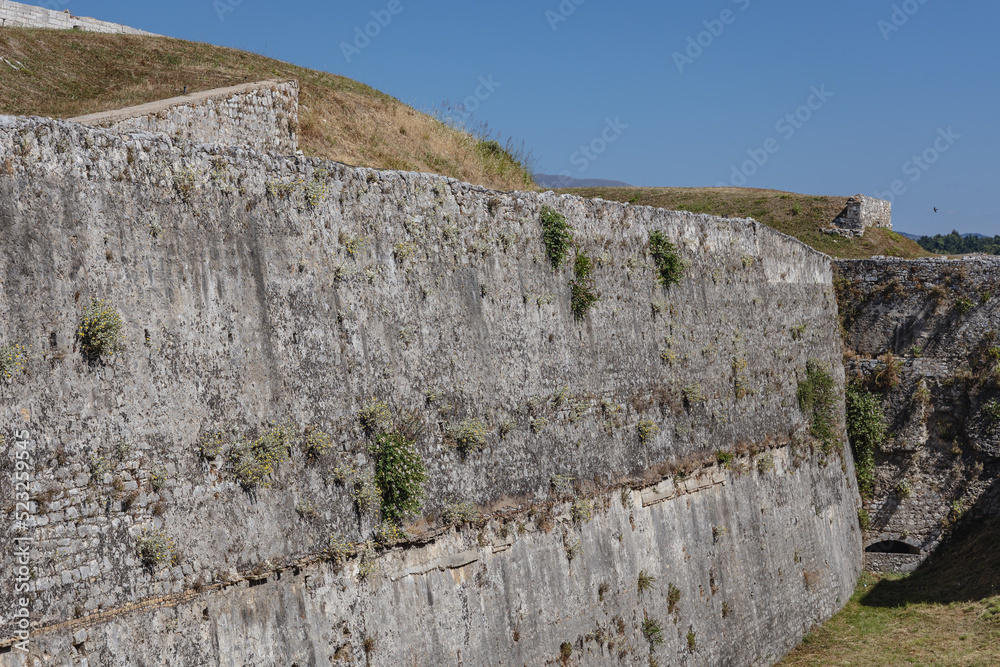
[534,173,631,188]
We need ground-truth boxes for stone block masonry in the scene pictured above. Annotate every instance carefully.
[71,80,300,156]
[0,115,861,665]
[0,0,158,35]
[828,194,892,238]
[836,257,1000,572]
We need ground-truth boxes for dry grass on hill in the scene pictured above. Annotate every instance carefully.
[556,186,934,260]
[0,28,534,191]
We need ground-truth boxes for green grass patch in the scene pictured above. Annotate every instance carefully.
[781,517,1000,666]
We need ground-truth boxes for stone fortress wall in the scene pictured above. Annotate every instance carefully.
[0,0,157,36]
[71,80,300,157]
[0,114,863,666]
[835,257,1000,573]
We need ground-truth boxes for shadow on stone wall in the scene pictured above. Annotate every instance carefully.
[860,485,1000,607]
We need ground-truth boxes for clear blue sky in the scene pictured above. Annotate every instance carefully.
[25,0,998,236]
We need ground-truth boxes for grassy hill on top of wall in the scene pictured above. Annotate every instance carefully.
[0,28,533,192]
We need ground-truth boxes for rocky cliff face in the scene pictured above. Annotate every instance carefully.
[0,116,861,665]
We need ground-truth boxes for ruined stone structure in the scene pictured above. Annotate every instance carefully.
[827,195,893,238]
[0,113,863,665]
[836,257,1000,573]
[71,81,300,157]
[0,0,157,36]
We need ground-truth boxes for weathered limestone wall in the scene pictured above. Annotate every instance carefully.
[836,257,1000,572]
[0,116,861,665]
[828,195,892,238]
[0,0,157,35]
[5,448,858,667]
[71,80,299,156]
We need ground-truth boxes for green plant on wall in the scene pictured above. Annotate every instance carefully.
[570,251,599,320]
[229,422,295,490]
[0,342,27,381]
[797,360,839,453]
[447,418,489,453]
[846,384,887,499]
[538,206,574,269]
[648,230,683,287]
[372,431,427,524]
[135,527,174,567]
[984,398,1000,424]
[78,298,124,357]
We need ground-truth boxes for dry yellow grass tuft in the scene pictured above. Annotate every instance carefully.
[0,27,534,191]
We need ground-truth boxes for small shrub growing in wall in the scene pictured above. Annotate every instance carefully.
[895,478,913,499]
[375,520,404,546]
[357,398,392,434]
[797,360,839,453]
[716,451,735,467]
[757,453,775,474]
[332,465,381,515]
[302,425,334,460]
[682,383,706,409]
[196,430,226,459]
[914,380,932,407]
[372,431,427,524]
[135,528,174,567]
[648,230,683,288]
[667,582,681,614]
[638,570,656,596]
[325,533,352,564]
[984,399,1000,424]
[539,206,574,270]
[229,422,294,490]
[686,630,697,653]
[642,613,665,648]
[172,168,198,201]
[873,352,902,391]
[570,498,595,523]
[88,453,111,483]
[447,418,489,453]
[846,385,887,498]
[149,465,168,492]
[570,251,599,320]
[78,298,124,357]
[442,500,480,526]
[0,342,27,381]
[857,508,871,531]
[551,474,575,497]
[955,296,976,315]
[559,643,573,661]
[637,419,658,445]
